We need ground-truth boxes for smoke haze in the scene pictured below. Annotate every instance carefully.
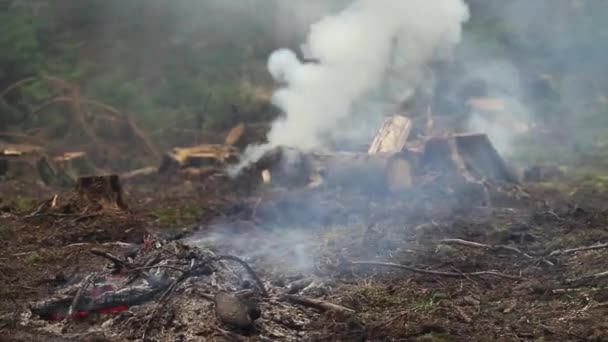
[232,0,470,173]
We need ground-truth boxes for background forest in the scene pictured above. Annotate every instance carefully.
[1,0,607,167]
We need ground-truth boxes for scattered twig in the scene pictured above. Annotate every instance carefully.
[215,327,249,342]
[441,238,533,259]
[285,295,355,315]
[591,302,608,310]
[0,76,37,99]
[67,274,95,319]
[440,238,554,266]
[214,255,268,297]
[350,261,521,280]
[127,265,187,274]
[90,249,130,270]
[549,242,608,257]
[451,304,473,323]
[566,270,608,286]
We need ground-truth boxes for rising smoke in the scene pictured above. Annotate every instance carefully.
[230,0,470,174]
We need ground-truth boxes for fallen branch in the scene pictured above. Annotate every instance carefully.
[214,255,268,297]
[285,295,355,315]
[591,302,608,310]
[566,270,608,286]
[549,242,608,257]
[441,238,533,259]
[440,238,554,266]
[350,261,521,280]
[90,249,130,270]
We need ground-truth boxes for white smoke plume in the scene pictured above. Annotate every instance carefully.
[232,0,470,174]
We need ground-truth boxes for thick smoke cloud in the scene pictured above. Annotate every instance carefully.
[232,0,470,173]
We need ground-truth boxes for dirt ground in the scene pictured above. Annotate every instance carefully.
[1,173,608,341]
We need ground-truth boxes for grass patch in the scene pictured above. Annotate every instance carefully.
[355,283,442,312]
[11,197,36,215]
[153,205,201,227]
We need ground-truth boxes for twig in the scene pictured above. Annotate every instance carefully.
[90,249,130,270]
[440,238,534,259]
[214,255,268,297]
[142,278,180,342]
[0,76,37,98]
[285,295,355,314]
[67,274,95,319]
[440,238,554,266]
[350,261,521,280]
[127,265,187,274]
[451,304,473,323]
[566,270,608,286]
[215,327,249,342]
[142,260,201,341]
[549,242,608,257]
[591,302,608,310]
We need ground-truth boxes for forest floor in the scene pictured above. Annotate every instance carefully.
[0,172,608,342]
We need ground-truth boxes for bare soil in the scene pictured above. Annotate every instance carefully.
[1,176,607,342]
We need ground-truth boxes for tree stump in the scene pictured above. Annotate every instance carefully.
[0,145,73,187]
[75,175,127,210]
[421,133,517,183]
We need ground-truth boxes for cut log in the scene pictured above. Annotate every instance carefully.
[368,115,411,154]
[421,133,516,183]
[243,147,416,193]
[159,144,238,173]
[75,175,127,210]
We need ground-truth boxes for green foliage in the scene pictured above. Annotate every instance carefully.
[12,196,36,214]
[153,205,200,227]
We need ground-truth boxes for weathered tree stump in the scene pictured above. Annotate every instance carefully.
[75,175,127,210]
[421,133,516,183]
[0,145,73,187]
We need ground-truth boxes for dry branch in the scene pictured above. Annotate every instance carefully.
[549,242,608,257]
[285,295,355,315]
[440,238,554,266]
[90,249,130,270]
[214,255,268,297]
[350,261,521,280]
[566,270,608,286]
